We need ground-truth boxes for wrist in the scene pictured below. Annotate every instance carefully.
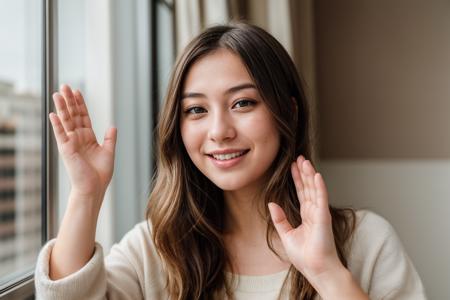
[57,191,103,248]
[310,265,369,300]
[68,189,104,211]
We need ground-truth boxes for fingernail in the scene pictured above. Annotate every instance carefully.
[303,160,311,170]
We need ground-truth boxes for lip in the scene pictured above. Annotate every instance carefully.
[206,149,250,169]
[207,148,249,155]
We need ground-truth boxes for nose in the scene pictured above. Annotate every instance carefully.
[207,110,236,142]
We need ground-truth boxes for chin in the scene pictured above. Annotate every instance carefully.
[209,176,257,192]
[212,182,242,191]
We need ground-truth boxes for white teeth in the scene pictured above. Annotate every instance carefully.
[212,151,245,161]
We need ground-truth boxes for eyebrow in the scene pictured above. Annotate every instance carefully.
[181,83,257,100]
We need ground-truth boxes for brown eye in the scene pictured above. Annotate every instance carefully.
[233,99,256,109]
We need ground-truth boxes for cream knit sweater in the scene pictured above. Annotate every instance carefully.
[34,210,426,299]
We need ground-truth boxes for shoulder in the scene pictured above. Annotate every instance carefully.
[105,220,167,294]
[348,209,401,263]
[119,220,153,244]
[347,210,426,299]
[109,220,159,262]
[106,221,164,276]
[352,209,395,242]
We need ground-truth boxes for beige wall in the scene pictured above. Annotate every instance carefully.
[313,1,450,299]
[315,0,450,159]
[319,160,450,300]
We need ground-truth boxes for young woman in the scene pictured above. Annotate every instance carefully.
[35,23,425,299]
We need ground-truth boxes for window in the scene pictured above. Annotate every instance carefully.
[0,0,156,297]
[0,0,44,297]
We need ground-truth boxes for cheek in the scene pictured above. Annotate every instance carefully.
[180,122,203,157]
[244,113,280,146]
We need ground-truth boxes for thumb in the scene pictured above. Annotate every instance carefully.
[102,127,117,153]
[268,202,294,237]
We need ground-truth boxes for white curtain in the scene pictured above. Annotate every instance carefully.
[174,0,230,54]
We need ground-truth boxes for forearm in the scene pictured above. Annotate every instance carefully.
[311,266,369,300]
[49,191,103,280]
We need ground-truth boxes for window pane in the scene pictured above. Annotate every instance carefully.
[0,0,43,288]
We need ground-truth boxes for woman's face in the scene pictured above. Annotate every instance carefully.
[180,48,280,192]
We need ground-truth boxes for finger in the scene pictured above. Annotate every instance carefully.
[299,160,311,202]
[49,112,69,144]
[291,162,303,199]
[73,89,92,128]
[102,127,117,154]
[292,157,306,205]
[60,84,82,129]
[306,160,317,202]
[268,202,294,236]
[314,173,329,209]
[53,93,75,133]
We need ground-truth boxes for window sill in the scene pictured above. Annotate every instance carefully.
[0,275,34,300]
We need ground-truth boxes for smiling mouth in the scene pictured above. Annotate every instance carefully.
[208,150,250,161]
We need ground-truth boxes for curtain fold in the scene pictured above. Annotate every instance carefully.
[174,0,230,54]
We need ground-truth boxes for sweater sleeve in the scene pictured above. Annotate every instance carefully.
[34,239,109,300]
[34,222,156,300]
[348,210,427,300]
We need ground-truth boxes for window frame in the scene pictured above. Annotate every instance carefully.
[1,0,161,297]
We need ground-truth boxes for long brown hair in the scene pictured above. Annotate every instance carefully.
[147,23,356,300]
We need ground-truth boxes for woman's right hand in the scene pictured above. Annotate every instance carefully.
[49,84,117,205]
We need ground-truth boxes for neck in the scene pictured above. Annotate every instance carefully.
[222,186,291,275]
[223,186,268,241]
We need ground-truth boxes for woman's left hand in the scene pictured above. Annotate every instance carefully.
[268,155,344,284]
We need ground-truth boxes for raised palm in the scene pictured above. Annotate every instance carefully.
[49,84,117,199]
[268,156,342,283]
